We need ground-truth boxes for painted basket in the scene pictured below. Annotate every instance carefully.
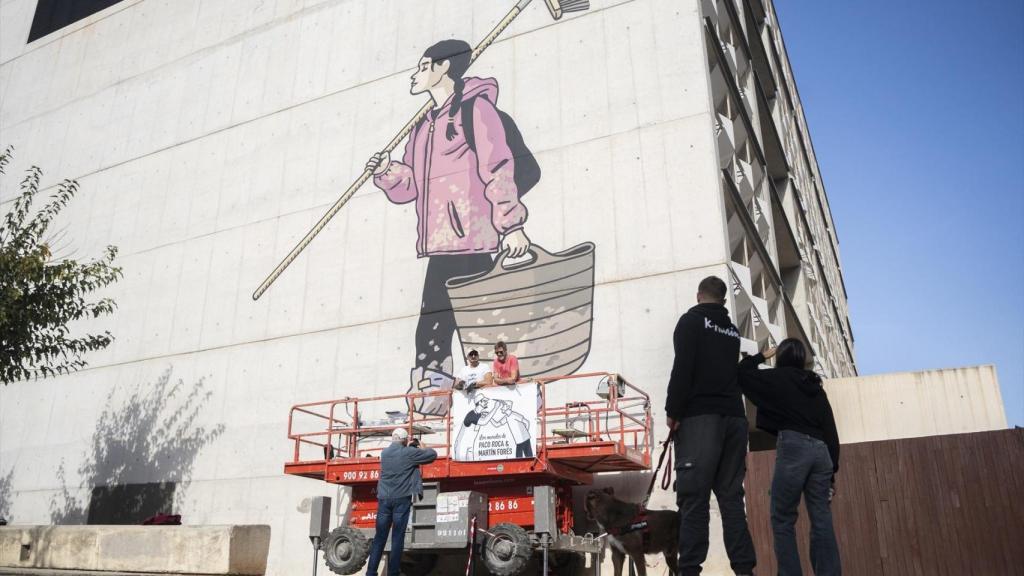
[446,242,596,378]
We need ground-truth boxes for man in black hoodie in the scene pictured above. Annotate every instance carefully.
[666,276,756,576]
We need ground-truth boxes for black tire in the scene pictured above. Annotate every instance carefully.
[322,525,370,575]
[481,523,533,576]
[400,552,439,576]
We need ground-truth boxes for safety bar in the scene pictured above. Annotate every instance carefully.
[286,371,653,471]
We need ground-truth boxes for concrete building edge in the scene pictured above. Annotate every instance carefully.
[698,7,849,373]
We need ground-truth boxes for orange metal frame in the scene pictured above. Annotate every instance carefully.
[284,372,653,532]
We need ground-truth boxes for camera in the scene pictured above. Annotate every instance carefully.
[409,438,420,448]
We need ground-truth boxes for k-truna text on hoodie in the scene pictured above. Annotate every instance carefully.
[665,303,746,420]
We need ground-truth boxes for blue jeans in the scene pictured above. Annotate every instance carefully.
[366,497,412,576]
[771,430,841,576]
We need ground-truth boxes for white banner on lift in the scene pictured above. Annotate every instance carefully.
[451,383,537,461]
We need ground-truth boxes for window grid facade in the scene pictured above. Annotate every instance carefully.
[703,0,856,377]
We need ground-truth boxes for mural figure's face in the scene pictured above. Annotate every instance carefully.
[410,57,449,95]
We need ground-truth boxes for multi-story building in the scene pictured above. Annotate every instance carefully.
[703,0,856,378]
[0,0,854,573]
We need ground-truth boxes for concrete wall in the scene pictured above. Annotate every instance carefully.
[0,525,270,574]
[0,1,726,574]
[824,364,1007,444]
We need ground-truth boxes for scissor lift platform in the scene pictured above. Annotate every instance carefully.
[284,371,653,533]
[285,440,648,481]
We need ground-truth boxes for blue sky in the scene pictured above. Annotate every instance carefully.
[774,0,1024,426]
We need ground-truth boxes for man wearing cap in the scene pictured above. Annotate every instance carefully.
[454,349,492,391]
[365,428,438,576]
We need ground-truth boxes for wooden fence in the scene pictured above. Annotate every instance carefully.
[745,428,1024,575]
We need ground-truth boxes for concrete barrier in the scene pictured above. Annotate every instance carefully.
[0,525,270,575]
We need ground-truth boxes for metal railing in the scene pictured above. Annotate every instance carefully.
[286,371,652,474]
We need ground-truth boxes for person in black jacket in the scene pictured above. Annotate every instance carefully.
[666,276,756,576]
[738,338,841,576]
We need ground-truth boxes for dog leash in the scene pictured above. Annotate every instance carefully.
[464,516,477,575]
[641,432,674,508]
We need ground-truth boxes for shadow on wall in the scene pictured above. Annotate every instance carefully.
[49,367,224,524]
[0,466,12,522]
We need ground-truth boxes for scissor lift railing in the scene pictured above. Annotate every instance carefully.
[285,372,651,533]
[286,371,651,493]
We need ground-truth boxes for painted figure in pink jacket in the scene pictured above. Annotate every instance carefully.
[366,40,531,414]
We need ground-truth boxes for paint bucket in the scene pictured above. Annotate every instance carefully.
[446,242,596,378]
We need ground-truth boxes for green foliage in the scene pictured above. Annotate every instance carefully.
[0,146,123,383]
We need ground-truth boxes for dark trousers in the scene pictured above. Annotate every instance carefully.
[416,254,493,374]
[674,414,756,575]
[366,497,412,576]
[771,430,841,576]
[515,439,533,458]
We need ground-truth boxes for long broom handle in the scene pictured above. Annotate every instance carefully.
[252,0,535,301]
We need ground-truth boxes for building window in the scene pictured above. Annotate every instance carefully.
[27,0,124,42]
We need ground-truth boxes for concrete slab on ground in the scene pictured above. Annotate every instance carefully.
[0,565,209,569]
[0,525,270,575]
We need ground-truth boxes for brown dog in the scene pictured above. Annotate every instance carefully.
[584,487,678,576]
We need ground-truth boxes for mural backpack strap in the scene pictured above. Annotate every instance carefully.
[460,95,541,197]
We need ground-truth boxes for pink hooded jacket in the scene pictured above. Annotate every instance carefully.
[373,77,527,257]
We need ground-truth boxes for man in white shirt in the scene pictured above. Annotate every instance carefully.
[453,350,492,391]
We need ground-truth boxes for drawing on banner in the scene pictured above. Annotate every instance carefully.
[452,383,537,461]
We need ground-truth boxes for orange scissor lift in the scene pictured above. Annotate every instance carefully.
[285,372,653,575]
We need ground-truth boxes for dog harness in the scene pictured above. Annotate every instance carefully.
[606,508,651,548]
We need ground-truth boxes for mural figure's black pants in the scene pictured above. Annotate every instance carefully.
[674,414,757,575]
[416,254,493,374]
[515,440,533,458]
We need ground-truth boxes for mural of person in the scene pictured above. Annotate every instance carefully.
[452,393,535,461]
[365,39,532,415]
[453,396,494,460]
[489,399,533,458]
